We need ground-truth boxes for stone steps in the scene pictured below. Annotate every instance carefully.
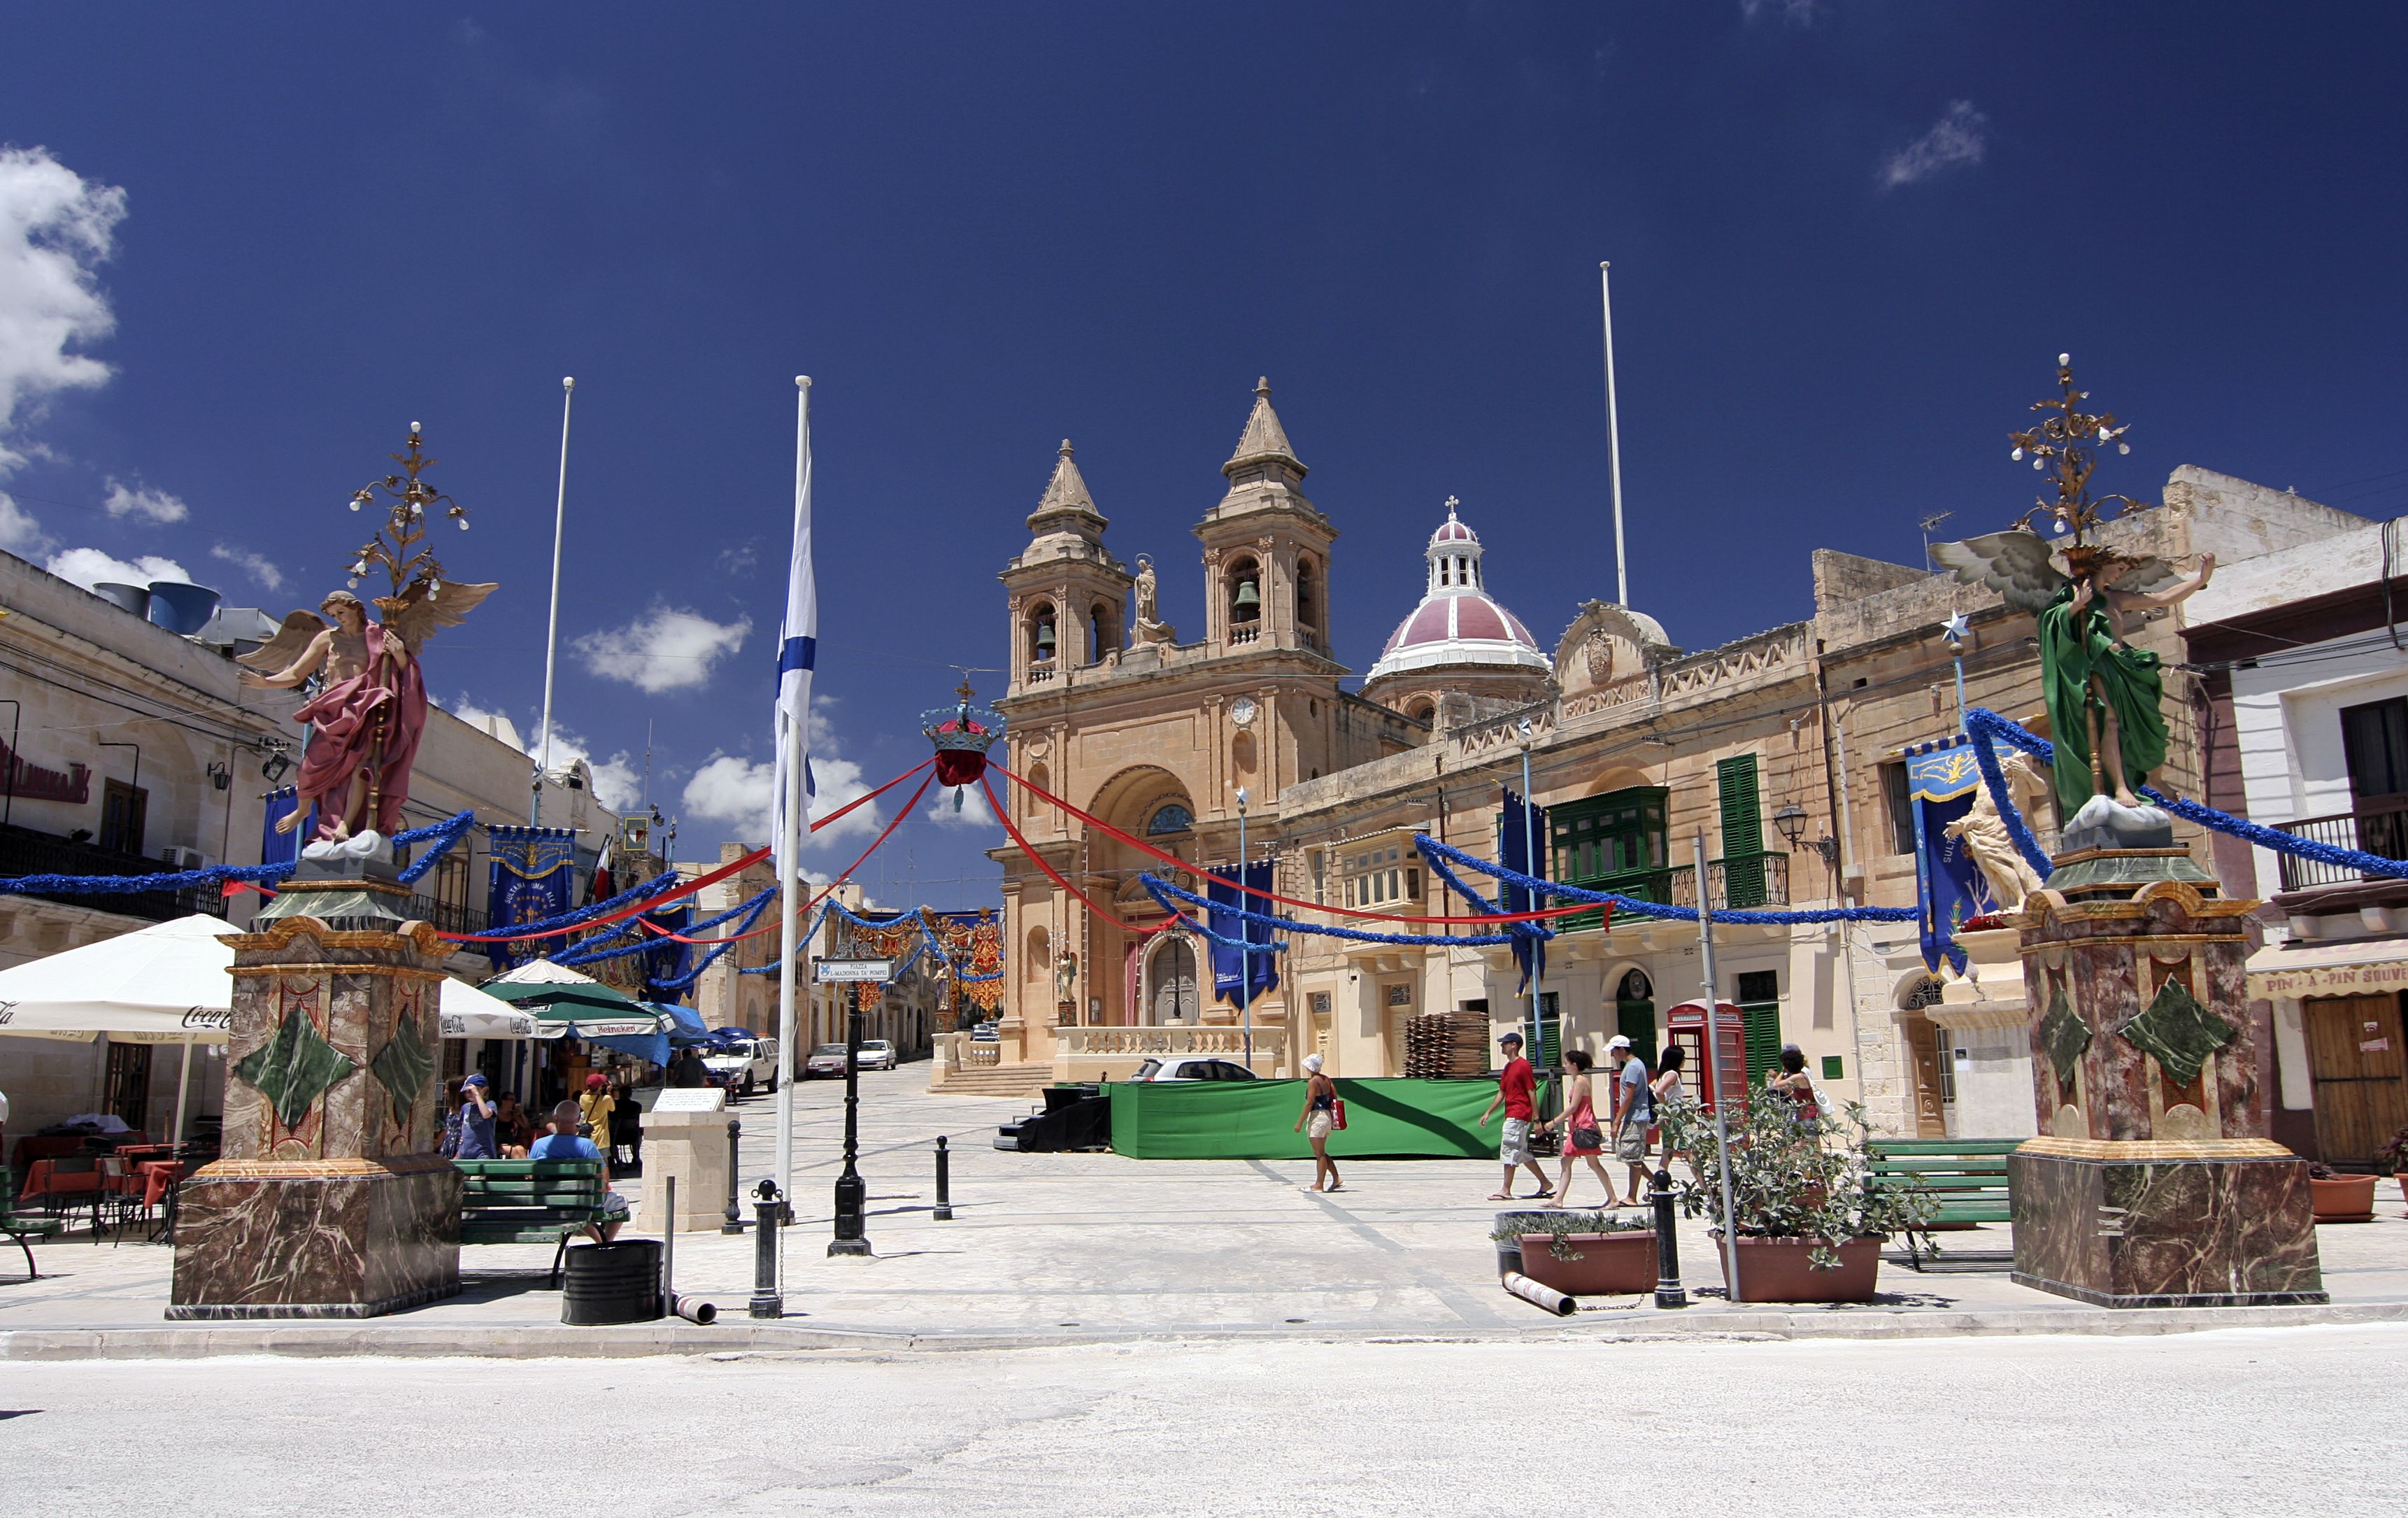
[932,1062,1055,1098]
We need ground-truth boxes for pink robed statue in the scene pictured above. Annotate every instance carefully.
[238,425,494,844]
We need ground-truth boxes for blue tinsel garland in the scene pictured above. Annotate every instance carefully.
[1413,835,1919,925]
[0,808,478,899]
[1963,704,2408,882]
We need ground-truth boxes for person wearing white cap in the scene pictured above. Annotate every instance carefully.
[1605,1035,1655,1201]
[1291,1054,1343,1193]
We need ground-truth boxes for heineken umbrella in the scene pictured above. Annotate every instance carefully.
[480,958,667,1039]
[0,913,539,1042]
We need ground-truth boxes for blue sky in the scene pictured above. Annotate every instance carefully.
[1,3,2402,901]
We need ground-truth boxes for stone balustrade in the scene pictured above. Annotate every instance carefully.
[1056,1023,1288,1081]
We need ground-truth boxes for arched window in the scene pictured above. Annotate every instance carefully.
[1088,600,1118,662]
[1296,559,1320,637]
[1226,557,1261,627]
[1405,698,1437,726]
[1146,802,1194,835]
[1026,601,1057,664]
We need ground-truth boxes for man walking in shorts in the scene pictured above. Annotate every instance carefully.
[1477,1031,1552,1200]
[1606,1035,1655,1202]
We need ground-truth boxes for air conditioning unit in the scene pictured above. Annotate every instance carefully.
[159,846,212,870]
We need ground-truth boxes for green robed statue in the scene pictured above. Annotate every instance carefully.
[1931,356,2214,821]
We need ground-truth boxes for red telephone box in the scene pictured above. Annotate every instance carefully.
[1664,1001,1749,1112]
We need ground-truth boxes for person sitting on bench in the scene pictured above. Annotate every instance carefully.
[527,1101,630,1243]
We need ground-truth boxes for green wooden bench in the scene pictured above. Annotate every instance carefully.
[1,1166,69,1282]
[1865,1139,2022,1270]
[455,1159,611,1286]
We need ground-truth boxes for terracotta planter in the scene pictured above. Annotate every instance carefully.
[2310,1173,2378,1223]
[1516,1232,1658,1296]
[1719,1235,1883,1304]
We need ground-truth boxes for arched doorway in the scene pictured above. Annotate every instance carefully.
[1145,936,1200,1025]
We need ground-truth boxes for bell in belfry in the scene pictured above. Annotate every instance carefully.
[1232,577,1260,616]
[1033,616,1056,655]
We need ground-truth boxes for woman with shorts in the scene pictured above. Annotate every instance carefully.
[1292,1054,1343,1193]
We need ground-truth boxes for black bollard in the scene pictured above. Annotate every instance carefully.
[1651,1164,1687,1310]
[721,1118,744,1235]
[749,1178,783,1319]
[934,1135,953,1221]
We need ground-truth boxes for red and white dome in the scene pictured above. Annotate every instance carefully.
[1365,501,1551,683]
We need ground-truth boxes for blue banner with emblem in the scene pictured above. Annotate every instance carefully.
[485,825,576,973]
[643,903,692,1003]
[1500,787,1548,994]
[1206,861,1279,1009]
[1907,735,1998,975]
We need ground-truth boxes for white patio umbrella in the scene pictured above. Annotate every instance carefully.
[0,913,539,1142]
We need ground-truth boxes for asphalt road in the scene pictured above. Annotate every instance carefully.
[6,1326,2398,1516]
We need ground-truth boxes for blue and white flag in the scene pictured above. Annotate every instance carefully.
[771,378,817,878]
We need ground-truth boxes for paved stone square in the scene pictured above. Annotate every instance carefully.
[5,1068,2405,1348]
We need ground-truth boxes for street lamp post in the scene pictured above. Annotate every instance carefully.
[1518,725,1544,1061]
[829,1006,871,1256]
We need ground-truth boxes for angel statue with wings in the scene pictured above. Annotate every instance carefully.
[1932,357,2213,821]
[239,425,494,845]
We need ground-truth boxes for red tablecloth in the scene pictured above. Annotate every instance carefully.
[17,1159,104,1201]
[127,1161,187,1210]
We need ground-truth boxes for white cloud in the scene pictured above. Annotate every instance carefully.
[571,602,752,693]
[1881,101,1989,190]
[0,490,50,555]
[0,146,125,469]
[926,781,997,829]
[534,721,643,811]
[102,476,187,523]
[208,541,284,592]
[716,540,760,576]
[435,691,644,812]
[681,699,879,849]
[1739,0,1821,23]
[45,546,189,591]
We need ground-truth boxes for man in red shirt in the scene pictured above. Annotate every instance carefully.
[1477,1030,1551,1200]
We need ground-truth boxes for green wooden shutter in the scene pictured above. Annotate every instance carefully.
[1616,998,1658,1063]
[1739,1001,1782,1089]
[1716,754,1765,908]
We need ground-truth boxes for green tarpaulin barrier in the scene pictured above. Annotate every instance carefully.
[1106,1077,1499,1161]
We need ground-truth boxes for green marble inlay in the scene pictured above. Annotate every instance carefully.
[2119,975,2235,1087]
[369,1014,435,1129]
[234,1002,357,1130]
[2039,989,2091,1096]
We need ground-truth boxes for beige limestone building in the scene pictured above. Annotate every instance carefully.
[956,373,2367,1140]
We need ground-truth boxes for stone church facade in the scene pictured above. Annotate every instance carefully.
[966,382,2365,1140]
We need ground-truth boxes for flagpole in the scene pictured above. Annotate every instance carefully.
[533,376,575,825]
[1600,262,1630,609]
[774,376,811,1244]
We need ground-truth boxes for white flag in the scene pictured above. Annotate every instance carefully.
[771,378,816,879]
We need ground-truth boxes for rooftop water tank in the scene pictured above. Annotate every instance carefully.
[146,580,223,637]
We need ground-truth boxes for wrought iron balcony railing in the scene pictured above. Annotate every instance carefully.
[2275,802,2408,893]
[0,825,228,924]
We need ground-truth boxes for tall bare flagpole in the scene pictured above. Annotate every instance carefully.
[533,376,575,824]
[1600,262,1630,609]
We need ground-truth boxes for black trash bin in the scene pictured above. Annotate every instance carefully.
[562,1239,664,1325]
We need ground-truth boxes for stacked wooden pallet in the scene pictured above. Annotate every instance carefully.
[1403,1011,1490,1079]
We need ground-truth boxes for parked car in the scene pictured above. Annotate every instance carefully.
[1127,1056,1260,1082]
[701,1037,781,1098]
[804,1043,851,1079]
[857,1039,899,1071]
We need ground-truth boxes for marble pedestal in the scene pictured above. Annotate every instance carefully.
[2009,1138,2324,1307]
[2009,870,2322,1307]
[169,872,462,1319]
[169,1156,461,1319]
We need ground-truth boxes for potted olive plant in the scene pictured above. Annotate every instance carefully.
[1489,1209,1656,1296]
[1660,1088,1938,1304]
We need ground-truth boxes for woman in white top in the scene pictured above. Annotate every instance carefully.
[1649,1044,1700,1186]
